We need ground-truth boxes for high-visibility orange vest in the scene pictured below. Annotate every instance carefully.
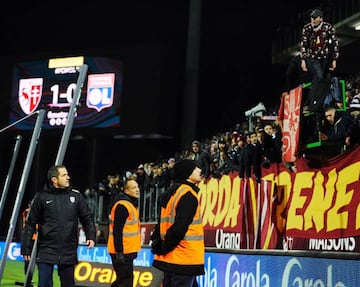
[22,207,37,240]
[154,185,204,265]
[107,200,141,254]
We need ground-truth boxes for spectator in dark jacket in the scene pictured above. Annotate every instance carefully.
[240,131,263,183]
[320,106,352,143]
[21,165,96,287]
[191,140,212,180]
[263,123,283,164]
[345,95,360,148]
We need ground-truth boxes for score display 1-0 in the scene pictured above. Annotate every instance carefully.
[10,57,122,130]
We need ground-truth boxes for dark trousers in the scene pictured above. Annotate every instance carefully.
[162,271,197,287]
[306,58,329,82]
[110,254,134,287]
[37,262,75,287]
[305,58,331,110]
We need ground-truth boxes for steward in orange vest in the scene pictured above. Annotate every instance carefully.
[22,205,37,241]
[152,159,205,287]
[107,178,141,287]
[21,203,37,287]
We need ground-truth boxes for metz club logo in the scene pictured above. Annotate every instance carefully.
[18,78,43,114]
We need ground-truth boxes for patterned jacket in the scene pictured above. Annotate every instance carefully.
[300,21,339,61]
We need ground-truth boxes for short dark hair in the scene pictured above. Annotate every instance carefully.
[47,165,65,181]
[310,9,323,18]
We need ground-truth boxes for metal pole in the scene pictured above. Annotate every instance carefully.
[24,64,88,287]
[55,64,88,165]
[0,112,39,134]
[0,135,22,222]
[23,238,36,287]
[0,109,45,285]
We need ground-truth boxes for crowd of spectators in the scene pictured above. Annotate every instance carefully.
[84,73,360,227]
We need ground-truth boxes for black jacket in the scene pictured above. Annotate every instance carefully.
[21,184,96,265]
[322,110,353,143]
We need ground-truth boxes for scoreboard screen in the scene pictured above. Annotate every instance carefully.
[9,56,122,130]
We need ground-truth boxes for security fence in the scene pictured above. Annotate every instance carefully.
[93,184,165,225]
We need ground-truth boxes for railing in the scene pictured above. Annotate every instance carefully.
[94,184,166,225]
[140,185,165,223]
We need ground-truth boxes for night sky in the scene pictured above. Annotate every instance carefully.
[0,0,337,192]
[0,0,326,138]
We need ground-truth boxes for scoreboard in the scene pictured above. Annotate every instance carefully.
[10,56,122,130]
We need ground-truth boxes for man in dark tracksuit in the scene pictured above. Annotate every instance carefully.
[21,165,96,287]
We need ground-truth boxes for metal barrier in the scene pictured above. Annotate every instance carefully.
[94,184,166,225]
[140,184,165,223]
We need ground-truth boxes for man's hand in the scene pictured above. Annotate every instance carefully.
[86,239,95,248]
[345,136,351,146]
[301,60,308,72]
[151,239,167,255]
[320,132,328,141]
[329,60,337,71]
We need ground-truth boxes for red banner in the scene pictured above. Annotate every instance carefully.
[278,87,302,162]
[198,144,360,252]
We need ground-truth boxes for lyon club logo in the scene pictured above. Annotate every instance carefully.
[18,78,43,114]
[86,73,115,112]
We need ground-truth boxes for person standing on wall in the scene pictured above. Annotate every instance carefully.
[21,165,96,287]
[107,177,141,287]
[299,8,339,112]
[151,159,205,287]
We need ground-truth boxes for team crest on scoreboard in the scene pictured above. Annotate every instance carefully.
[18,78,43,115]
[86,73,115,112]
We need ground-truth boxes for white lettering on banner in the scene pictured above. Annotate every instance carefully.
[282,258,346,287]
[93,247,111,264]
[215,229,241,249]
[134,250,151,267]
[77,246,111,264]
[8,243,21,260]
[225,256,270,287]
[202,255,350,287]
[308,237,356,251]
[198,256,217,287]
[78,246,92,261]
[283,236,294,251]
[77,246,151,265]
